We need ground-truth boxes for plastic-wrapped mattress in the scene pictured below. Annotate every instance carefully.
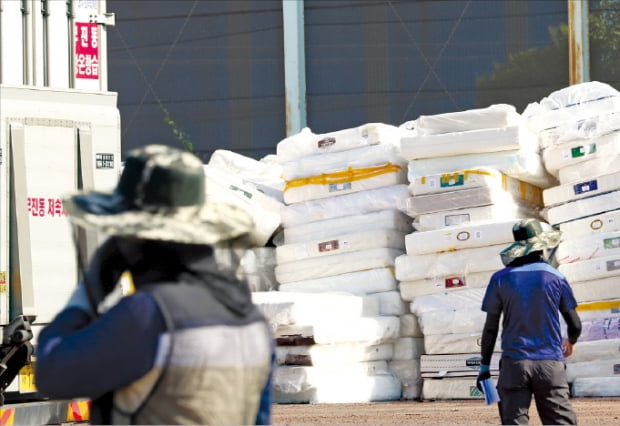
[400,125,537,161]
[405,219,518,255]
[276,123,401,162]
[277,267,397,296]
[275,247,403,284]
[281,184,409,228]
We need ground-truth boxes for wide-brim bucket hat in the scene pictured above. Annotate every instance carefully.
[500,218,562,266]
[62,144,253,245]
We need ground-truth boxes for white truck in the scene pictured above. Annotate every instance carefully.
[0,0,120,422]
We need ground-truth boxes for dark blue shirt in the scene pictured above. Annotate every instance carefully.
[482,261,577,360]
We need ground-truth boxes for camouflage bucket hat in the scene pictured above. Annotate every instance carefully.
[500,218,562,266]
[62,145,253,244]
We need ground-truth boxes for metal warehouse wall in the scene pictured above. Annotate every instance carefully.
[106,0,619,161]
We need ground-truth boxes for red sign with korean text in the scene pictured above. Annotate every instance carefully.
[75,22,99,79]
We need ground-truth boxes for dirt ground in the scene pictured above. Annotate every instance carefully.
[272,397,620,424]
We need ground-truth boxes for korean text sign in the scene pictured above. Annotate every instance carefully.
[75,22,99,79]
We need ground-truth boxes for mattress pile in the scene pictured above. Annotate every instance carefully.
[524,81,620,397]
[265,123,423,401]
[394,104,556,399]
[409,289,500,400]
[205,150,284,291]
[403,104,556,189]
[251,291,404,403]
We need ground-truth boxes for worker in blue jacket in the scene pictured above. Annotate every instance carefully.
[35,144,275,425]
[477,218,582,425]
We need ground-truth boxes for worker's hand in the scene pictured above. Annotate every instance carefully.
[83,237,128,310]
[476,364,491,393]
[562,339,575,357]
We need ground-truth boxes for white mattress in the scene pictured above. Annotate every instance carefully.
[275,342,394,366]
[567,339,620,364]
[273,368,402,403]
[572,377,620,397]
[368,290,408,316]
[277,267,397,296]
[207,149,284,202]
[409,288,486,316]
[283,209,412,245]
[543,170,620,207]
[400,125,537,161]
[420,353,499,378]
[566,358,620,382]
[395,245,504,282]
[555,230,620,265]
[251,291,379,327]
[276,123,401,162]
[389,359,422,400]
[538,110,620,150]
[405,181,542,217]
[544,189,620,225]
[558,154,620,185]
[276,229,406,264]
[283,164,407,204]
[541,130,620,176]
[407,148,557,189]
[204,166,282,246]
[415,104,520,135]
[558,208,620,239]
[409,167,516,196]
[275,247,403,284]
[274,315,400,346]
[405,219,518,255]
[524,81,620,133]
[414,203,539,232]
[570,277,620,303]
[423,332,501,355]
[558,254,620,282]
[399,271,493,301]
[393,337,426,360]
[282,143,406,181]
[280,184,409,228]
[400,125,538,160]
[422,378,486,400]
[416,307,488,336]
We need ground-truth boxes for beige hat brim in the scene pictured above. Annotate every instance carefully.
[63,193,253,245]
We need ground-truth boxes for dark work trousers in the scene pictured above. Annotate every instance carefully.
[497,358,577,425]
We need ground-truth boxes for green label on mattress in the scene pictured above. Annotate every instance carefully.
[470,386,483,397]
[571,144,596,158]
[604,237,620,249]
[440,174,464,187]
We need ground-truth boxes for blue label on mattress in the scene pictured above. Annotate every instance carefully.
[573,180,598,195]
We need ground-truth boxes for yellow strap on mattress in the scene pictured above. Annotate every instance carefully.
[576,299,620,312]
[284,162,402,191]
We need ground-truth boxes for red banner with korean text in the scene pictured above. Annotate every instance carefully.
[75,22,99,79]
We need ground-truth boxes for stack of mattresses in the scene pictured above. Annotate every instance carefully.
[252,291,402,403]
[565,299,620,397]
[409,288,501,400]
[204,152,284,291]
[396,105,553,400]
[271,123,420,400]
[403,104,557,189]
[524,81,620,396]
